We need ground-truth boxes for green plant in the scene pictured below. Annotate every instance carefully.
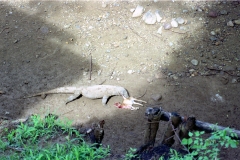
[165,128,239,160]
[124,147,137,160]
[0,114,110,160]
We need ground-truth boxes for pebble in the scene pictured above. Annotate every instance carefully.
[163,23,172,30]
[151,94,162,101]
[210,31,216,36]
[157,26,163,35]
[208,10,218,18]
[210,36,217,41]
[191,59,198,66]
[234,19,240,25]
[143,11,157,24]
[40,26,49,34]
[220,10,228,15]
[227,20,234,27]
[130,8,135,13]
[147,78,154,83]
[101,2,107,8]
[176,17,184,24]
[155,10,163,22]
[182,9,188,13]
[127,70,134,74]
[132,5,144,17]
[171,19,178,27]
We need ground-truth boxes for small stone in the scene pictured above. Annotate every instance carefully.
[163,23,172,30]
[234,19,240,25]
[14,39,19,43]
[210,31,216,35]
[210,36,217,41]
[176,17,184,24]
[40,26,49,34]
[155,10,163,22]
[191,59,198,66]
[208,10,218,18]
[231,78,237,83]
[127,70,134,74]
[147,78,154,83]
[182,9,188,13]
[132,5,144,18]
[157,26,163,34]
[151,94,162,101]
[227,20,234,27]
[199,17,203,21]
[143,11,157,24]
[102,2,107,8]
[220,10,228,15]
[130,8,135,12]
[171,19,178,27]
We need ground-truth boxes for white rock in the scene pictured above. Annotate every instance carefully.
[143,11,157,24]
[191,59,198,66]
[130,8,135,13]
[171,19,178,27]
[102,2,107,8]
[157,26,163,35]
[127,70,134,74]
[227,20,234,27]
[132,5,144,17]
[176,17,184,24]
[155,10,163,22]
[210,31,216,35]
[234,19,240,25]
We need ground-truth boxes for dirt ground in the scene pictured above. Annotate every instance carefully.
[0,0,239,159]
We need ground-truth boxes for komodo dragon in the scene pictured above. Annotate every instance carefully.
[23,85,129,106]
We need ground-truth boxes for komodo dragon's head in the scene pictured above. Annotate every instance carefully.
[118,88,129,98]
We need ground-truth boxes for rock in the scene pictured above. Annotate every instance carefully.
[210,31,216,36]
[132,5,144,17]
[40,26,49,34]
[182,9,188,13]
[155,10,163,22]
[210,36,217,41]
[127,70,134,74]
[208,10,218,18]
[147,78,154,83]
[143,11,157,24]
[171,19,178,27]
[130,8,135,12]
[176,17,184,24]
[231,78,237,84]
[191,59,198,66]
[227,20,234,27]
[151,94,162,101]
[220,10,228,15]
[234,19,240,25]
[163,23,172,30]
[157,26,163,34]
[101,2,107,8]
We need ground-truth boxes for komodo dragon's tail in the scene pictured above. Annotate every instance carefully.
[22,87,79,99]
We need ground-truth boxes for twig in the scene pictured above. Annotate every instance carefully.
[171,123,190,154]
[136,88,147,99]
[171,29,188,34]
[0,27,9,34]
[89,54,92,80]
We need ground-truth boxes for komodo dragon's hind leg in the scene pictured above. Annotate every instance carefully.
[65,93,81,104]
